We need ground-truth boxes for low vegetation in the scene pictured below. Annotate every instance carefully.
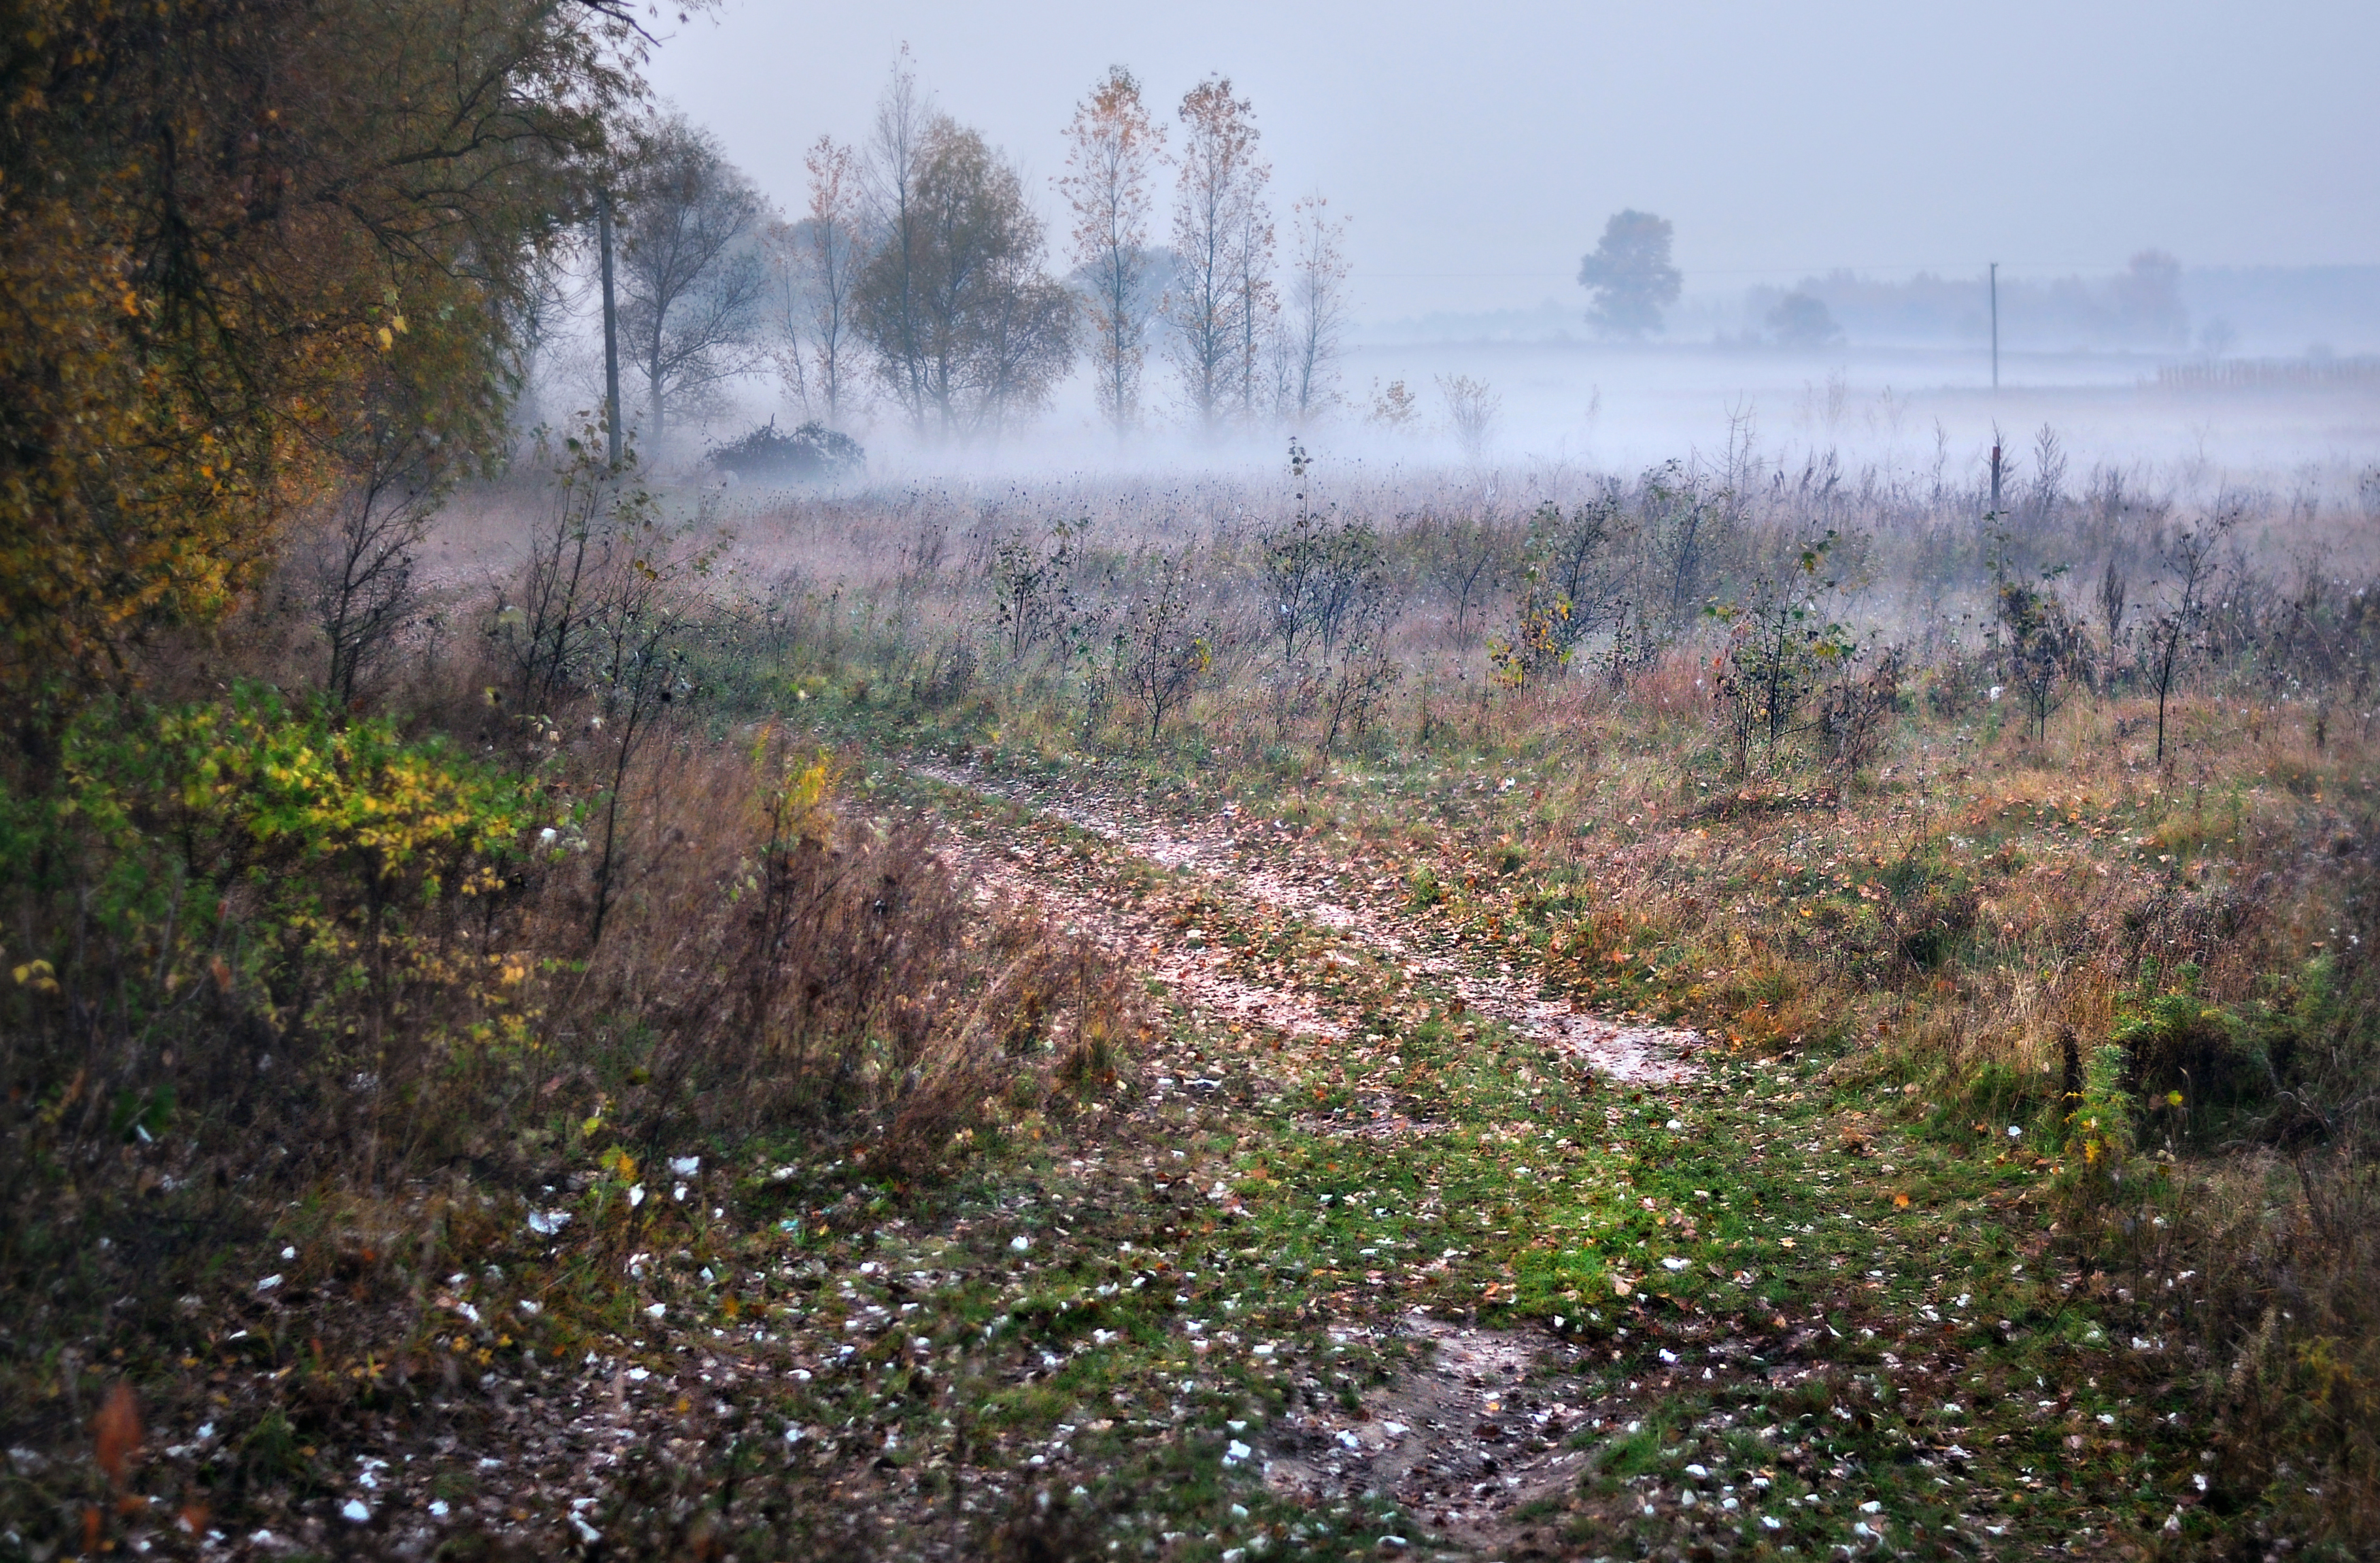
[7,424,2378,1563]
[5,12,2376,1557]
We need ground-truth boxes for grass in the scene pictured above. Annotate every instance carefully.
[5,460,2377,1559]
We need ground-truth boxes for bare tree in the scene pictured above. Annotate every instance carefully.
[768,135,864,428]
[2029,422,2069,520]
[617,113,773,446]
[1231,141,1276,422]
[1278,192,1350,422]
[1057,66,1165,438]
[2148,516,2232,764]
[1438,374,1501,464]
[859,53,937,431]
[300,374,454,705]
[855,119,1076,442]
[1166,78,1271,433]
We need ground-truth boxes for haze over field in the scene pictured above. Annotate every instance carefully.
[16,3,2380,1559]
[543,0,2380,480]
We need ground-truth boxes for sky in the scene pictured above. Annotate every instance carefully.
[641,0,2380,325]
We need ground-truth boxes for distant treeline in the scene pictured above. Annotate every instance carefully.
[1748,252,2190,352]
[2154,356,2380,390]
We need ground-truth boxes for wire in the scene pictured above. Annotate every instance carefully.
[1364,262,2135,280]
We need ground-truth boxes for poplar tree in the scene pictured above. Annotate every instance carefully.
[1166,78,1272,433]
[1057,67,1165,438]
[768,135,864,427]
[1278,194,1352,421]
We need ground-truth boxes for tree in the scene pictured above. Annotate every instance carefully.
[0,0,648,694]
[1278,194,1352,422]
[1577,209,1682,339]
[768,136,864,428]
[857,53,937,430]
[1766,291,1843,349]
[1166,78,1272,432]
[855,119,1076,441]
[1438,374,1500,463]
[617,114,773,447]
[296,368,456,707]
[1058,67,1166,437]
[2147,517,2231,764]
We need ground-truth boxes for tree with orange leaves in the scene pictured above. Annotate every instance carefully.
[1057,65,1164,438]
[1166,76,1272,433]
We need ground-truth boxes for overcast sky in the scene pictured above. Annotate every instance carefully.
[642,0,2378,323]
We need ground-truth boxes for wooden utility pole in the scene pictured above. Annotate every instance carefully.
[598,188,623,467]
[1989,260,2000,393]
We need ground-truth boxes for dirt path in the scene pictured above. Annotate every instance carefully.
[913,757,1720,1556]
[918,758,1703,1088]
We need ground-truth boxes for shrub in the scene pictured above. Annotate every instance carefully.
[707,418,866,484]
[0,684,538,1175]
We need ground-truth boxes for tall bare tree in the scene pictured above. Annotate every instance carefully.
[1057,66,1166,437]
[1166,78,1271,433]
[1229,126,1276,424]
[766,135,864,427]
[617,113,773,445]
[855,119,1076,441]
[1278,192,1351,422]
[859,54,936,431]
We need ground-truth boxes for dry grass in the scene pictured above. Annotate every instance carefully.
[8,448,2378,1555]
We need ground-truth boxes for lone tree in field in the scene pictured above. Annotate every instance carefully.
[1577,208,1681,339]
[1766,290,1843,350]
[1167,77,1272,432]
[617,114,774,444]
[1058,66,1166,438]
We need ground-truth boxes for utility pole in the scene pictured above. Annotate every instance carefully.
[598,187,623,467]
[1980,261,1999,397]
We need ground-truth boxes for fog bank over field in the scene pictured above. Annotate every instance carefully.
[614,341,2378,507]
[564,0,2380,494]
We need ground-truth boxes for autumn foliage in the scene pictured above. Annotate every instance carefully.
[0,0,647,691]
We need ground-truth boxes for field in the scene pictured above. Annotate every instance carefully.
[5,441,2378,1562]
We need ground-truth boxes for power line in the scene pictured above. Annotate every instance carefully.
[1363,260,2149,280]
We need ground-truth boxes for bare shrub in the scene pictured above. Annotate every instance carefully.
[1403,507,1519,652]
[988,520,1085,663]
[1816,647,1902,779]
[1489,497,1627,686]
[1107,547,1213,745]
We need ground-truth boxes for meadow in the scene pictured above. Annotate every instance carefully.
[5,433,2377,1562]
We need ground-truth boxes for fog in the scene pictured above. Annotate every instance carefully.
[547,0,2380,490]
